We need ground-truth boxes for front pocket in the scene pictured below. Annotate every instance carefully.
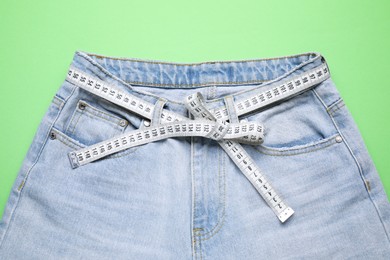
[253,133,341,156]
[64,99,129,146]
[242,88,340,155]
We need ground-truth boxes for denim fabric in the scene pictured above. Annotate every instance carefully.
[0,50,389,259]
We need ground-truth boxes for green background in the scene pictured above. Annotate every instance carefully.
[0,0,389,219]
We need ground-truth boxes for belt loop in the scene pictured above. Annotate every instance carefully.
[223,95,239,123]
[151,97,168,126]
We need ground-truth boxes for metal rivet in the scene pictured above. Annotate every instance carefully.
[365,180,371,192]
[78,102,86,110]
[335,135,343,143]
[50,131,56,140]
[144,119,151,127]
[119,119,128,127]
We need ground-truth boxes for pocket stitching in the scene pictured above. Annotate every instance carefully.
[253,133,340,156]
[65,99,126,137]
[243,89,340,154]
[73,108,125,133]
[67,107,83,135]
[0,99,62,251]
[53,126,86,150]
[0,84,77,251]
[52,95,65,108]
[327,98,346,116]
[79,99,126,126]
[312,88,370,189]
[52,127,142,160]
[317,90,390,241]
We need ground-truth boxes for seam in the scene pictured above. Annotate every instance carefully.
[199,238,203,260]
[326,97,342,111]
[19,86,77,188]
[192,143,207,232]
[328,99,346,117]
[52,95,64,108]
[312,89,390,244]
[67,106,82,135]
[330,105,390,244]
[191,135,198,260]
[193,237,202,260]
[198,146,225,237]
[125,79,270,87]
[195,146,227,241]
[199,149,227,241]
[311,89,328,112]
[191,139,227,250]
[82,50,319,65]
[68,110,82,135]
[192,139,199,225]
[193,149,223,236]
[73,51,323,105]
[0,84,77,251]
[52,127,85,149]
[198,216,226,242]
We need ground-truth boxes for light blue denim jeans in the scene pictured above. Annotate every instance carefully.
[0,50,389,259]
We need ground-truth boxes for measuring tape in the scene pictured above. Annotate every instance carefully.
[65,62,330,223]
[67,118,265,166]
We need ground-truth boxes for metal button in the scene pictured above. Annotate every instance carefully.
[78,102,86,110]
[143,119,151,127]
[335,135,343,143]
[119,119,128,127]
[50,131,56,140]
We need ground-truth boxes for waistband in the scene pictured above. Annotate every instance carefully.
[67,50,329,117]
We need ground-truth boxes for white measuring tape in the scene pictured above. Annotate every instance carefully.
[65,62,330,223]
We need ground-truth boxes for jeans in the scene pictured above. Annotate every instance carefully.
[0,50,389,259]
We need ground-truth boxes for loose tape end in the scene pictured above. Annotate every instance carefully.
[278,207,294,223]
[68,152,80,169]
